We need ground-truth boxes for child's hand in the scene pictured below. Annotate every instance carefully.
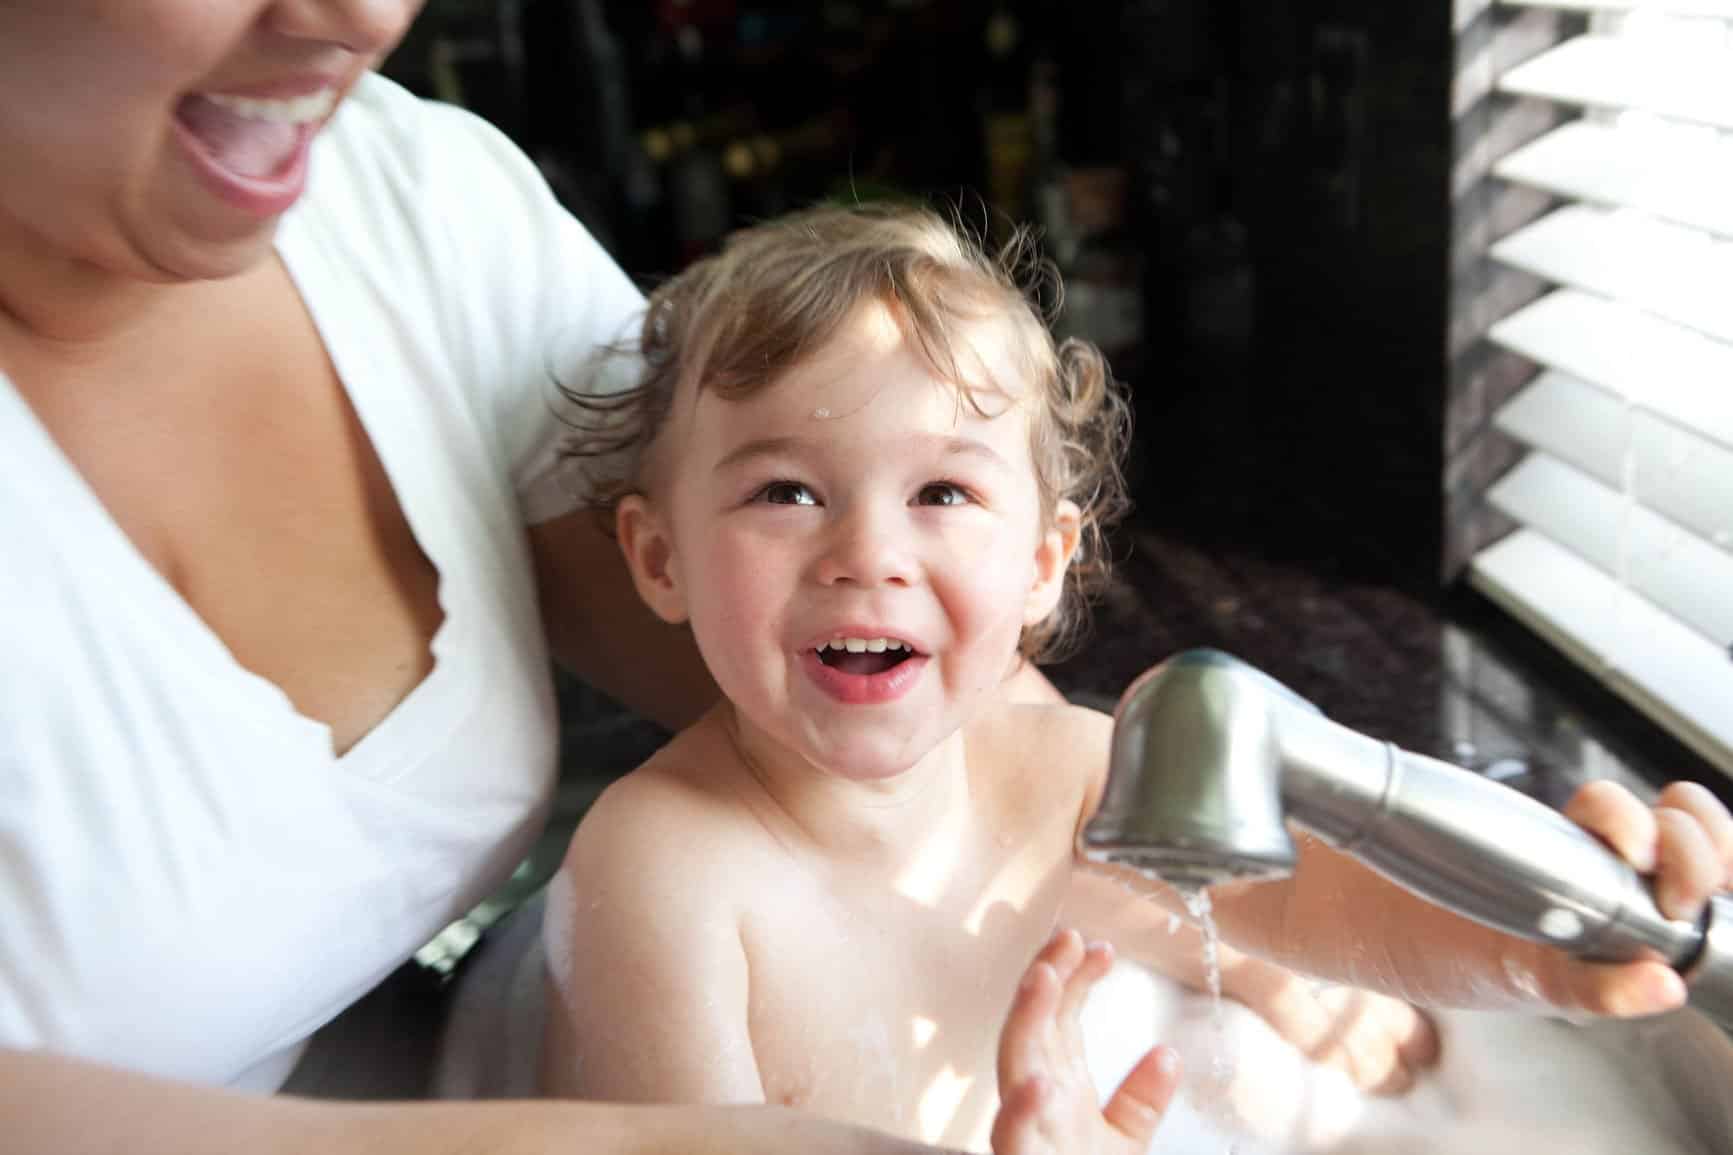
[1546,779,1733,1016]
[1230,968,1439,1095]
[991,928,1180,1155]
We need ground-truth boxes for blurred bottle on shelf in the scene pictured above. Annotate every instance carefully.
[1052,167,1145,366]
[981,3,1034,227]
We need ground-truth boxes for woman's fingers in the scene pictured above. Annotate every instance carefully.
[1558,957,1687,1018]
[1653,808,1723,921]
[1656,781,1733,886]
[1101,1045,1180,1145]
[1565,780,1657,872]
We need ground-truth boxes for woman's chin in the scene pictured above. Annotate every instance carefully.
[140,218,281,283]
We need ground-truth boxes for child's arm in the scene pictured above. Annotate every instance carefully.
[991,929,1179,1155]
[540,773,767,1104]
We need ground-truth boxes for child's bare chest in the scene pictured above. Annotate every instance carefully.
[738,821,1075,1148]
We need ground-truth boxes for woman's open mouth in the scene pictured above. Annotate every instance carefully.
[172,87,338,215]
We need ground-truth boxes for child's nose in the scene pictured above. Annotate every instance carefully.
[813,505,917,588]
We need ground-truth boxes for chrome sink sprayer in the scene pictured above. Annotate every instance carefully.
[1079,648,1733,1027]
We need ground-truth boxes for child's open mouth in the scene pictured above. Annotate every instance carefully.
[814,637,917,676]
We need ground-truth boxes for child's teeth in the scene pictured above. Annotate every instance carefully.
[817,636,913,654]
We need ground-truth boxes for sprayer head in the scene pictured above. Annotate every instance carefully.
[1078,649,1305,888]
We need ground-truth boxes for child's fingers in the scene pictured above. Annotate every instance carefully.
[1564,780,1657,873]
[989,1075,1050,1155]
[998,960,1060,1095]
[1056,940,1114,1027]
[1653,808,1722,921]
[1655,782,1733,883]
[1101,1044,1180,1146]
[1040,927,1087,985]
[1389,1000,1441,1070]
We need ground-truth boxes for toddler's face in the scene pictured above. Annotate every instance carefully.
[621,300,1076,781]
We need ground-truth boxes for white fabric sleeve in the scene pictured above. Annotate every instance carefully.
[412,96,647,524]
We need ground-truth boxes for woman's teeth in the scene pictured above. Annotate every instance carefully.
[202,88,338,125]
[817,637,912,654]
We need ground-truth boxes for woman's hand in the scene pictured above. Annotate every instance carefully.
[1544,779,1733,1017]
[991,929,1179,1155]
[1226,965,1439,1095]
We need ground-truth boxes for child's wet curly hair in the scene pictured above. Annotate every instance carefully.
[562,202,1131,664]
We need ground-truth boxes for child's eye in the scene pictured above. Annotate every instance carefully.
[754,480,818,506]
[915,482,971,507]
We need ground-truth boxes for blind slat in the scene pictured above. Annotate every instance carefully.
[1490,205,1733,343]
[1486,453,1733,644]
[1498,36,1733,130]
[1495,369,1733,550]
[1497,0,1733,16]
[1470,531,1733,776]
[1494,121,1733,239]
[1488,289,1733,448]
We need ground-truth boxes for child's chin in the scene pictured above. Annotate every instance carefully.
[801,732,938,781]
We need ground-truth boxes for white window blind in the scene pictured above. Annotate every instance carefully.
[1474,0,1733,775]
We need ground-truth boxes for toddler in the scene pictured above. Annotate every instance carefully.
[541,204,1729,1154]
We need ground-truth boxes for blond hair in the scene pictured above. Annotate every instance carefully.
[564,202,1130,663]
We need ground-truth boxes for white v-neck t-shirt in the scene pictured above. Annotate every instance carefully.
[0,73,645,1091]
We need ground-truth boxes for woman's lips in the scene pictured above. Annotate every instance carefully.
[801,648,929,705]
[172,91,330,217]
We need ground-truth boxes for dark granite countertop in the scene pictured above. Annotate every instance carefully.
[1045,522,1726,814]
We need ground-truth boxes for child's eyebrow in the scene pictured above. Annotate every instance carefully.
[714,436,806,472]
[714,435,1012,473]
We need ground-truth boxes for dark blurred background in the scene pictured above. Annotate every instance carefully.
[378,0,1726,853]
[382,0,1463,586]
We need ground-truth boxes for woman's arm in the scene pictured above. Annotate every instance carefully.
[529,511,718,732]
[0,1048,948,1155]
[1062,703,1727,1018]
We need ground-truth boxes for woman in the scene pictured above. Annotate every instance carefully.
[0,2,1085,1152]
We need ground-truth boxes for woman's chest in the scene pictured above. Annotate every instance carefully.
[12,282,444,755]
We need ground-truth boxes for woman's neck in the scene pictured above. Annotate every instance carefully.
[0,215,208,366]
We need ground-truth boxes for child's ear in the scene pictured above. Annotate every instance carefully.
[616,495,689,624]
[1025,498,1083,626]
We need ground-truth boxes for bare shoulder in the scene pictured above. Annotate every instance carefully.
[972,698,1114,762]
[966,699,1116,818]
[557,715,769,913]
